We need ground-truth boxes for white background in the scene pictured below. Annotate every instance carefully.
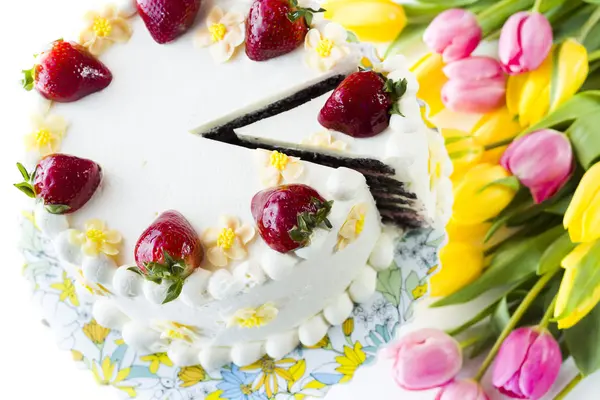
[0,1,597,399]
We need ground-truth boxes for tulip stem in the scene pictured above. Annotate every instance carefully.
[478,0,535,37]
[578,6,600,43]
[539,295,557,329]
[532,0,544,13]
[459,334,484,349]
[473,270,557,382]
[589,50,600,63]
[554,374,583,400]
[484,137,517,151]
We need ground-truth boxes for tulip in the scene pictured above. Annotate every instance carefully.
[387,328,462,390]
[430,240,484,297]
[443,129,483,177]
[453,164,517,225]
[471,107,522,164]
[501,129,573,204]
[499,12,553,75]
[424,9,482,63]
[550,39,589,112]
[564,162,600,243]
[492,327,561,399]
[555,242,600,329]
[442,57,506,114]
[411,53,447,118]
[435,379,490,400]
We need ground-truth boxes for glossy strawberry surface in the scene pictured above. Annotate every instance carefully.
[318,70,392,138]
[251,184,332,253]
[27,41,113,102]
[136,0,202,44]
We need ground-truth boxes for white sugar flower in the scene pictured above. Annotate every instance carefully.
[202,216,255,267]
[257,149,305,187]
[302,131,348,152]
[195,6,245,63]
[305,23,350,72]
[79,4,132,56]
[336,203,368,250]
[24,113,68,157]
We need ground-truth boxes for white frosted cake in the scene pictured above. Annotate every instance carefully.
[16,0,452,372]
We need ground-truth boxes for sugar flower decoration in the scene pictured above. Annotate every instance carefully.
[69,219,122,257]
[228,303,279,328]
[155,321,203,344]
[24,113,68,157]
[257,149,305,187]
[202,216,255,267]
[302,131,349,152]
[336,203,367,250]
[76,269,111,296]
[195,6,245,63]
[305,22,351,72]
[79,4,132,56]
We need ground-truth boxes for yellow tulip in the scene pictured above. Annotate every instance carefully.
[411,53,447,118]
[550,39,589,112]
[564,162,600,243]
[453,164,517,225]
[443,129,484,177]
[446,218,491,246]
[323,0,406,43]
[555,242,600,329]
[430,241,484,297]
[470,107,522,164]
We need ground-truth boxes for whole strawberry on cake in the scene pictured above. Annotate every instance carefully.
[16,0,451,373]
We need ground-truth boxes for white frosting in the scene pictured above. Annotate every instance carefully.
[232,260,267,290]
[122,321,166,353]
[323,293,353,326]
[299,314,329,346]
[180,268,212,307]
[294,228,330,260]
[92,298,130,330]
[326,167,366,201]
[34,203,69,239]
[112,265,143,297]
[199,347,232,371]
[260,251,299,281]
[142,280,170,305]
[167,341,201,367]
[54,230,82,266]
[231,342,264,367]
[207,269,244,300]
[348,266,378,303]
[81,254,116,285]
[368,232,396,271]
[266,330,300,359]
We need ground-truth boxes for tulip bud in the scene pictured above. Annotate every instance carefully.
[435,379,490,400]
[499,12,553,75]
[424,9,482,63]
[501,129,573,204]
[442,57,506,114]
[471,107,521,164]
[564,162,600,243]
[430,241,484,297]
[387,328,462,390]
[492,327,561,399]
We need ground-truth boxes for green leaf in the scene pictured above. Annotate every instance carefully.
[376,266,402,307]
[346,31,359,43]
[545,194,573,215]
[478,176,520,193]
[45,204,71,215]
[127,266,143,276]
[568,112,600,169]
[565,302,600,376]
[491,297,511,335]
[17,163,30,181]
[538,233,576,275]
[21,68,35,91]
[433,226,564,307]
[584,0,600,4]
[14,182,36,199]
[525,91,600,135]
[405,270,420,299]
[163,280,184,304]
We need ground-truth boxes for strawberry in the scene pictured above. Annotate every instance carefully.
[22,40,112,102]
[136,0,202,44]
[246,0,325,61]
[251,184,333,253]
[15,154,102,215]
[132,210,204,303]
[318,70,408,138]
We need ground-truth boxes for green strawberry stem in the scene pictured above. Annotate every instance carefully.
[287,0,325,26]
[14,162,36,199]
[129,250,190,304]
[289,197,334,245]
[384,77,408,117]
[21,67,36,91]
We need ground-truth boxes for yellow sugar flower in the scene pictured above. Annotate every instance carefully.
[179,365,207,387]
[337,203,367,250]
[202,215,255,267]
[92,357,136,398]
[335,342,367,383]
[79,4,132,56]
[195,6,245,63]
[410,53,447,118]
[140,353,173,374]
[83,319,111,345]
[257,149,304,187]
[229,303,279,328]
[69,219,122,257]
[241,356,296,398]
[155,321,203,344]
[50,271,79,307]
[305,23,350,72]
[302,131,348,152]
[24,113,68,157]
[564,162,600,243]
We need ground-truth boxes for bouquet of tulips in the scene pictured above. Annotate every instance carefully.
[325,0,600,398]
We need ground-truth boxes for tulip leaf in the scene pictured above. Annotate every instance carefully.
[568,113,600,169]
[565,302,600,376]
[538,233,576,275]
[525,91,600,135]
[432,226,564,307]
[583,0,600,4]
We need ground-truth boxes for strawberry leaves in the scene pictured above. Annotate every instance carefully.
[14,162,37,199]
[288,197,334,244]
[22,68,36,91]
[384,77,408,117]
[287,0,325,26]
[129,250,189,304]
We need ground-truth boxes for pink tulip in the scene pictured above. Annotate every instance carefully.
[424,9,482,63]
[441,57,507,113]
[436,379,490,400]
[386,328,462,390]
[499,12,553,75]
[492,327,562,399]
[501,129,573,203]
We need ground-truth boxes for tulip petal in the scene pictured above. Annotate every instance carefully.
[550,39,589,112]
[581,190,600,242]
[565,163,600,233]
[519,13,553,73]
[519,332,561,399]
[443,56,503,81]
[423,9,481,62]
[492,327,536,389]
[506,73,529,117]
[442,78,506,114]
[430,241,484,297]
[411,53,447,117]
[499,12,529,74]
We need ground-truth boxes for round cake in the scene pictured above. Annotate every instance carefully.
[16,0,452,374]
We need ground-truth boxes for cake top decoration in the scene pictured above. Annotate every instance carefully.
[304,22,350,72]
[195,6,246,63]
[202,215,256,268]
[79,4,133,56]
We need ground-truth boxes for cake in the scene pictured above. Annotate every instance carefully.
[16,0,452,373]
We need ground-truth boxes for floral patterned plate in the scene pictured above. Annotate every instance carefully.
[20,213,444,400]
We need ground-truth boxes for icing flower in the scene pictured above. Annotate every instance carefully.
[202,215,255,267]
[305,23,350,72]
[337,203,367,250]
[76,269,111,296]
[302,131,348,152]
[228,303,279,328]
[155,321,203,344]
[69,219,122,257]
[24,113,68,157]
[79,4,132,56]
[257,149,304,187]
[195,6,245,63]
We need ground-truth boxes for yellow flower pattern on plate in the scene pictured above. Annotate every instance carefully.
[202,215,255,267]
[336,203,367,250]
[69,219,122,257]
[302,131,348,152]
[257,149,304,187]
[140,353,173,374]
[50,271,79,307]
[24,113,68,157]
[195,6,245,63]
[335,342,367,383]
[179,365,208,387]
[79,4,132,56]
[229,303,279,328]
[92,357,137,398]
[241,356,296,398]
[83,319,111,345]
[305,23,350,72]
